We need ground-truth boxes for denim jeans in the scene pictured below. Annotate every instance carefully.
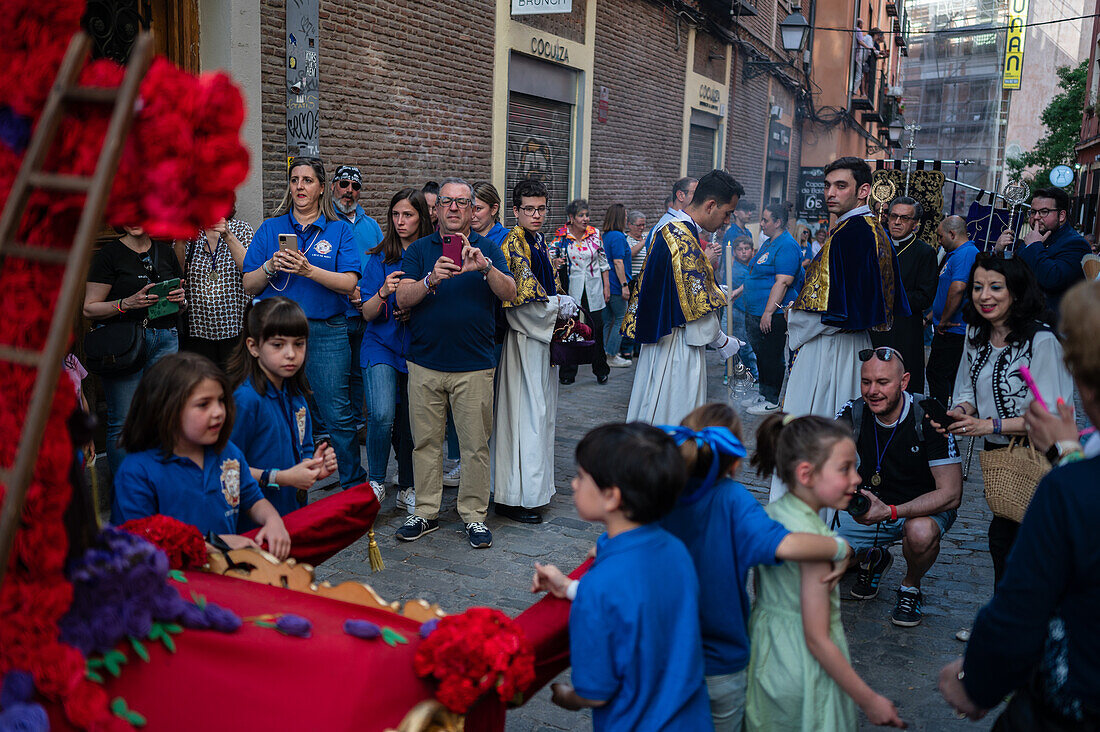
[363,363,414,486]
[102,327,179,476]
[306,316,365,489]
[705,669,747,732]
[728,308,758,380]
[603,294,628,357]
[347,316,366,427]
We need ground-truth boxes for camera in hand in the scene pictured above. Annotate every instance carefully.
[847,488,872,518]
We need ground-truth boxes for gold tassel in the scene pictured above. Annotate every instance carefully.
[367,527,384,572]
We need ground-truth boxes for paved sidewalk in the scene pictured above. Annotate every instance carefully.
[315,353,1000,730]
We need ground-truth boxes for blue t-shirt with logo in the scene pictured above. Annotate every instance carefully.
[244,212,361,320]
[742,230,803,316]
[400,231,512,372]
[603,230,632,296]
[111,443,264,536]
[932,241,979,335]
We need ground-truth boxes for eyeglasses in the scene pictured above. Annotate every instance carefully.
[1031,208,1058,217]
[858,347,905,367]
[336,180,361,191]
[887,214,916,222]
[518,205,548,215]
[437,196,472,209]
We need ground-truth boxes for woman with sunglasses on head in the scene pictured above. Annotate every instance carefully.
[84,225,187,477]
[932,254,1073,590]
[242,156,367,493]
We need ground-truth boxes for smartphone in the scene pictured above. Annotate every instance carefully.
[441,234,463,265]
[146,278,182,320]
[278,233,298,252]
[919,397,960,427]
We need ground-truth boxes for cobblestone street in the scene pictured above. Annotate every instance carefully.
[315,352,1002,730]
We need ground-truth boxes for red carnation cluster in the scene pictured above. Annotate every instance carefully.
[118,515,207,570]
[413,607,536,713]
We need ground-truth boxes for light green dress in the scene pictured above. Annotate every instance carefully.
[745,493,858,731]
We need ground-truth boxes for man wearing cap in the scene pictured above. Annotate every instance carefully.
[332,165,384,448]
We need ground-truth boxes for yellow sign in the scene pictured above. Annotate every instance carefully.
[1003,0,1028,90]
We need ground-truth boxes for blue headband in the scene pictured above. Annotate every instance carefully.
[660,425,748,504]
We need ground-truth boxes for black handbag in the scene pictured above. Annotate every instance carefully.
[550,310,598,367]
[83,320,147,377]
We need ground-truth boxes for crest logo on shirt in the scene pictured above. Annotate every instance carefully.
[315,239,332,255]
[295,406,307,444]
[757,253,769,265]
[220,458,241,507]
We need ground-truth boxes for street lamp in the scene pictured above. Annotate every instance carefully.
[779,10,810,52]
[887,119,904,145]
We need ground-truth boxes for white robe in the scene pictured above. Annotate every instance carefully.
[492,296,560,508]
[626,312,719,426]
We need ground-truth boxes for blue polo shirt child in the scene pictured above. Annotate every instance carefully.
[400,231,511,372]
[603,229,632,296]
[360,252,411,372]
[743,230,803,317]
[244,212,361,320]
[230,377,313,525]
[660,477,790,676]
[932,241,979,335]
[111,443,265,537]
[570,524,712,731]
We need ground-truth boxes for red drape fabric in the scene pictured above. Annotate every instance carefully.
[242,482,379,566]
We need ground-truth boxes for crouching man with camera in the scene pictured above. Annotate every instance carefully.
[834,346,963,627]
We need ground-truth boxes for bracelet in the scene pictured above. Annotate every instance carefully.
[259,469,271,488]
[115,299,125,313]
[261,260,275,278]
[377,288,386,301]
[565,579,579,601]
[423,274,435,293]
[992,418,1002,435]
[832,537,850,562]
[1056,449,1086,467]
[889,504,898,521]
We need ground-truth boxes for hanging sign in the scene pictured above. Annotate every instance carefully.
[1002,0,1028,90]
[512,0,572,15]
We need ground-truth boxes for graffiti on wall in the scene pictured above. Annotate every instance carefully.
[286,0,319,158]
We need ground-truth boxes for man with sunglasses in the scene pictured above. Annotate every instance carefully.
[835,346,962,627]
[993,187,1088,318]
[332,165,384,445]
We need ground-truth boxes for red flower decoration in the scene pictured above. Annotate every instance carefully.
[118,515,207,569]
[413,607,535,713]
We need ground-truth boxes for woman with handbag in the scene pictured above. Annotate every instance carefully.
[83,225,186,476]
[553,198,611,385]
[938,254,1073,586]
[939,279,1100,731]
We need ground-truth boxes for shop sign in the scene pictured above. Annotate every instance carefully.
[513,0,572,15]
[1002,0,1028,90]
[530,37,570,63]
[797,166,826,219]
[768,121,791,161]
[598,86,610,123]
[697,83,722,113]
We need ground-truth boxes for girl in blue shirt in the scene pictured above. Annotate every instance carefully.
[228,297,337,527]
[658,403,853,732]
[360,189,433,513]
[111,352,292,559]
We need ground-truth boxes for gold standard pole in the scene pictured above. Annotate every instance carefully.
[725,241,734,383]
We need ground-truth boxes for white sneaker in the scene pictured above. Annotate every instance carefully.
[740,394,764,408]
[395,487,416,515]
[607,355,631,368]
[443,463,461,487]
[747,400,781,416]
[369,480,386,503]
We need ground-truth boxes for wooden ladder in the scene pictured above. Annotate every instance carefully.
[0,30,154,588]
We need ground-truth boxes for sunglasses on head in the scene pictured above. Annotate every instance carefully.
[336,180,361,191]
[858,347,905,367]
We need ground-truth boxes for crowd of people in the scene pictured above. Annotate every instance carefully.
[78,152,1098,730]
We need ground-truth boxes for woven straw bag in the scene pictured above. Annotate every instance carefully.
[979,438,1051,523]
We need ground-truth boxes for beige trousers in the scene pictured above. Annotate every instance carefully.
[407,362,495,522]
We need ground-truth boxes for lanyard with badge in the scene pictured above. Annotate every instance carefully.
[271,214,322,293]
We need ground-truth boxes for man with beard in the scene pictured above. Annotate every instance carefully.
[835,347,962,627]
[332,165,383,444]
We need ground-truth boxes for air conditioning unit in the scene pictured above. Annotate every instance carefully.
[887,85,904,97]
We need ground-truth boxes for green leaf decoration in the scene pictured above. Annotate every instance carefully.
[254,620,277,629]
[110,698,128,715]
[148,622,178,653]
[85,669,104,684]
[147,624,164,642]
[190,591,206,609]
[110,698,148,727]
[168,569,187,583]
[125,710,147,727]
[381,627,408,647]
[102,650,127,678]
[162,633,176,654]
[87,657,105,669]
[163,623,182,634]
[130,637,150,662]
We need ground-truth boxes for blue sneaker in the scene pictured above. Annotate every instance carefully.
[891,588,923,627]
[850,547,893,600]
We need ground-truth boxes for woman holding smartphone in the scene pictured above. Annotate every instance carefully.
[84,225,186,476]
[242,157,366,492]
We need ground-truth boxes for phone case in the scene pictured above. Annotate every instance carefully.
[146,279,181,320]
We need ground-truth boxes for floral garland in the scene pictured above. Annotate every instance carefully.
[0,0,250,728]
[413,607,535,714]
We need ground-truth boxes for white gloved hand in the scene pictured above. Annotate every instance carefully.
[557,295,579,319]
[709,331,743,361]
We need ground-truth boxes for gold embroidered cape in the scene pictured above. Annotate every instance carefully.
[500,225,559,309]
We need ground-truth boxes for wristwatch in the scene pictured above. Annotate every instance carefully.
[1044,440,1083,465]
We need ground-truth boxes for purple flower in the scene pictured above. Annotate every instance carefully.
[0,703,49,732]
[88,603,127,653]
[125,563,161,604]
[150,586,186,620]
[177,602,210,630]
[275,614,312,638]
[0,670,34,708]
[203,603,242,633]
[419,618,440,639]
[0,107,30,154]
[58,617,96,656]
[123,604,153,639]
[343,619,381,639]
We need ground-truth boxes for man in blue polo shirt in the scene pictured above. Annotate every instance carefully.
[332,165,384,441]
[394,177,516,549]
[927,215,979,405]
